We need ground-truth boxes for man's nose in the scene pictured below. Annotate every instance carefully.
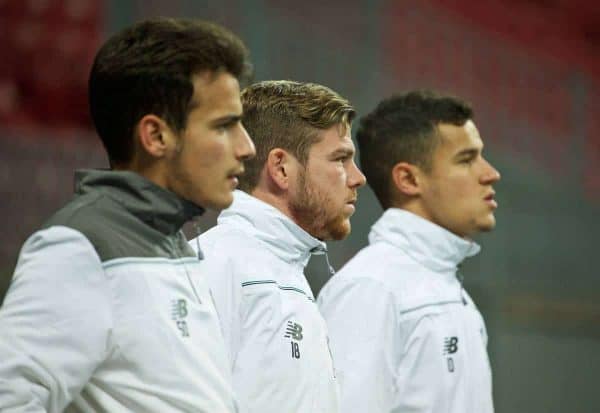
[236,124,256,161]
[348,160,366,188]
[480,158,500,184]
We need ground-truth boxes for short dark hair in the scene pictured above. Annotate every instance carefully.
[357,90,473,209]
[89,17,251,165]
[238,80,355,193]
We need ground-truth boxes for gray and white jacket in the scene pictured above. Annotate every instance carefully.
[0,170,238,412]
[318,209,494,413]
[190,190,339,413]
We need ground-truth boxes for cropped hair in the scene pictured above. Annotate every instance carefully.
[89,17,251,165]
[239,80,354,192]
[357,90,473,209]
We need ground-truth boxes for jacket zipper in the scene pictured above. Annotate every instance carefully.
[456,267,467,305]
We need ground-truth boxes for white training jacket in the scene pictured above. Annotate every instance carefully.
[0,171,238,412]
[0,228,237,413]
[190,190,339,413]
[318,209,494,413]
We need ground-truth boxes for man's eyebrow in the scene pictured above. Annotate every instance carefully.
[329,147,355,159]
[453,147,480,159]
[209,114,243,127]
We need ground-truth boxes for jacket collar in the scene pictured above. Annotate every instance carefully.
[369,208,480,273]
[218,190,327,269]
[75,169,204,235]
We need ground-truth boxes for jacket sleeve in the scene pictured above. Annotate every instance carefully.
[318,278,398,413]
[0,226,113,413]
[198,247,242,369]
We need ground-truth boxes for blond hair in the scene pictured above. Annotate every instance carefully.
[239,80,354,192]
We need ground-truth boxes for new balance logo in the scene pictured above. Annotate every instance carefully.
[444,337,458,354]
[444,336,459,373]
[171,299,190,337]
[285,320,303,359]
[172,299,188,319]
[284,321,303,341]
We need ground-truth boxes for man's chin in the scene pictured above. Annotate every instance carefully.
[326,219,351,241]
[199,192,234,212]
[477,216,497,233]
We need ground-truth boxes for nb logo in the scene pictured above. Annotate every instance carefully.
[444,336,458,354]
[284,321,303,341]
[172,299,188,319]
[444,336,459,373]
[285,320,303,360]
[171,299,190,337]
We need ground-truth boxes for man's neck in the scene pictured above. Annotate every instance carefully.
[250,187,295,221]
[393,198,433,224]
[390,201,474,241]
[115,156,169,192]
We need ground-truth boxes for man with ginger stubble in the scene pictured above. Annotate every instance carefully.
[190,80,366,413]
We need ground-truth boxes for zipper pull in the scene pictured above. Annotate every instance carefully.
[456,268,467,305]
[194,220,204,260]
[310,246,336,277]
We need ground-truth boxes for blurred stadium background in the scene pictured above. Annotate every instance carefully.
[1,0,598,411]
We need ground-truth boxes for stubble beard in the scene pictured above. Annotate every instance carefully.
[289,168,351,241]
[171,137,218,210]
[169,137,195,205]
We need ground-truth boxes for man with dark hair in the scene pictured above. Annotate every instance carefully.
[318,90,500,413]
[0,18,255,412]
[189,80,366,413]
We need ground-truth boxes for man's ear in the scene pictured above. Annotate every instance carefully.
[391,162,422,196]
[265,148,297,191]
[135,114,172,158]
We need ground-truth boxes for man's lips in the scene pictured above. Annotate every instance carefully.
[345,197,358,214]
[229,167,244,177]
[227,169,244,186]
[484,191,497,208]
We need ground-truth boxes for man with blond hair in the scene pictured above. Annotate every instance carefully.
[190,80,366,413]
